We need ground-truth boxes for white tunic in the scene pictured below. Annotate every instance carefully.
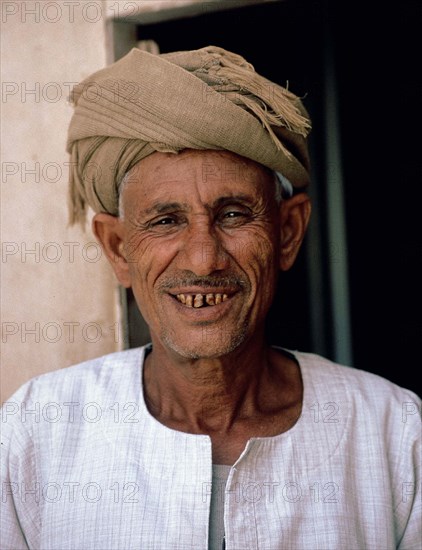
[1,345,420,549]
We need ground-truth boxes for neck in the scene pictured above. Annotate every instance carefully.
[143,334,300,434]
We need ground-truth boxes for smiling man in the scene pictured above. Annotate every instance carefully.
[1,47,420,550]
[94,148,309,467]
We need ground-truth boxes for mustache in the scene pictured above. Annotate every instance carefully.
[158,273,248,290]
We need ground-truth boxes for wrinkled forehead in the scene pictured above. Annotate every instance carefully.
[123,149,275,199]
[133,149,271,180]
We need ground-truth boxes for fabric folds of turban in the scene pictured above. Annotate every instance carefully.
[66,45,312,225]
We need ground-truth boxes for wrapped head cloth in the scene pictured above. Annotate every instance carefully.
[67,46,311,225]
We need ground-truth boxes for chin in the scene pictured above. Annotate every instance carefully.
[161,325,248,360]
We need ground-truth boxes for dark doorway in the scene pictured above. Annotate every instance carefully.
[124,0,420,395]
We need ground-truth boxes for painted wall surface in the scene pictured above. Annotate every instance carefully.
[1,0,265,403]
[104,0,271,22]
[0,1,122,404]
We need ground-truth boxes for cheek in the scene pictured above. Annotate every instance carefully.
[225,227,278,276]
[224,229,279,307]
[125,233,174,291]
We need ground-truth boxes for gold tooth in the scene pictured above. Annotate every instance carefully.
[185,295,193,307]
[215,293,222,304]
[205,293,215,306]
[222,294,228,302]
[193,294,204,308]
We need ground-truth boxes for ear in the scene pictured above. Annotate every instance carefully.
[279,193,311,271]
[92,213,132,288]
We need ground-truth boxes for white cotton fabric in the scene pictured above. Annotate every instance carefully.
[209,465,231,550]
[1,345,421,550]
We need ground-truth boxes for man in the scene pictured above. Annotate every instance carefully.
[1,46,420,549]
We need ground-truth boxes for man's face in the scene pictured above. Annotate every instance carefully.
[119,149,283,359]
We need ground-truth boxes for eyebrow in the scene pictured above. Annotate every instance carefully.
[212,194,255,208]
[142,202,189,216]
[141,194,256,216]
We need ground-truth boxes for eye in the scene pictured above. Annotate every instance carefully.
[151,216,176,226]
[224,211,244,218]
[219,206,252,226]
[148,214,186,233]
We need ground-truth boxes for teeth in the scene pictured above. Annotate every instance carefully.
[193,294,204,308]
[176,293,230,307]
[205,294,215,306]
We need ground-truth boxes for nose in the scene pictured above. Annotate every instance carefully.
[178,216,229,276]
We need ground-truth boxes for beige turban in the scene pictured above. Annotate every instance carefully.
[67,46,311,225]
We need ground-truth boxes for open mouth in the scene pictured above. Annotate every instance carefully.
[174,293,229,308]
